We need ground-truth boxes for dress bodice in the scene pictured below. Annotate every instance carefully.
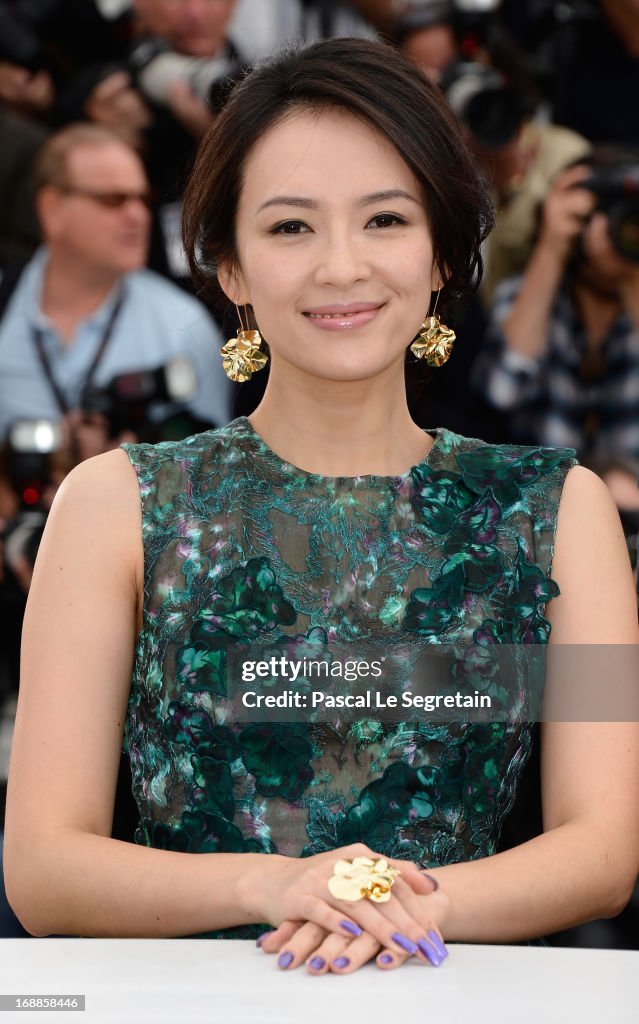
[121,416,577,938]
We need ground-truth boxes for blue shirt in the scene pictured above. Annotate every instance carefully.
[0,247,233,439]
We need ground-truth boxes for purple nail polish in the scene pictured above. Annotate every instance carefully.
[391,932,418,955]
[419,871,440,891]
[340,919,363,937]
[256,930,273,947]
[278,951,294,969]
[332,956,350,969]
[427,930,449,959]
[417,937,443,966]
[379,953,394,965]
[309,956,326,970]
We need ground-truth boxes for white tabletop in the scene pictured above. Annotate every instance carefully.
[0,940,637,1023]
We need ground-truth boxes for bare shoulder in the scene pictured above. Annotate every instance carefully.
[548,465,638,642]
[42,448,144,625]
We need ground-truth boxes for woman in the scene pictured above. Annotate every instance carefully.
[4,39,639,974]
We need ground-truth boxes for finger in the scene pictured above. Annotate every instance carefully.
[376,947,408,970]
[383,877,448,966]
[304,931,352,975]
[551,162,592,189]
[274,921,329,971]
[326,931,382,974]
[256,919,301,952]
[94,71,131,100]
[329,883,448,966]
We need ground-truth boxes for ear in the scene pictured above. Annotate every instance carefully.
[36,186,64,242]
[217,259,249,306]
[430,260,448,294]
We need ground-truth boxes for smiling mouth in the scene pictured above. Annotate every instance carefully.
[302,304,385,320]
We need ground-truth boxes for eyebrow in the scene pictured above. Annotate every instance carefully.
[256,189,421,213]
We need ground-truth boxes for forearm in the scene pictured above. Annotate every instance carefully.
[600,0,639,55]
[500,240,565,360]
[6,830,280,938]
[426,820,634,942]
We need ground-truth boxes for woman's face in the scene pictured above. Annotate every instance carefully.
[221,106,441,384]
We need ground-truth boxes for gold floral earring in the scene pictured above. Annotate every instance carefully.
[410,289,456,368]
[220,305,269,382]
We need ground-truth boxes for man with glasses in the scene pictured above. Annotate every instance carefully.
[0,122,232,453]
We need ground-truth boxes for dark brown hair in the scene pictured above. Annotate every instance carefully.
[183,37,494,317]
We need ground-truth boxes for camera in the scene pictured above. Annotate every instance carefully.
[441,62,526,148]
[82,355,198,438]
[580,161,639,264]
[127,38,246,111]
[1,357,200,578]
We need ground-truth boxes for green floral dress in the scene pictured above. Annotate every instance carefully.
[121,416,577,938]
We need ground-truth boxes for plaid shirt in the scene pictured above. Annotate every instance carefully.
[472,275,639,470]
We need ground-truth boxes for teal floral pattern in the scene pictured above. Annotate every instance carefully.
[121,417,577,938]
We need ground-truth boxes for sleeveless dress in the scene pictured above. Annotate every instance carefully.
[120,416,577,939]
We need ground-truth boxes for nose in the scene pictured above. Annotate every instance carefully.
[313,229,371,289]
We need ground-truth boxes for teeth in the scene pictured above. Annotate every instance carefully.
[308,312,357,319]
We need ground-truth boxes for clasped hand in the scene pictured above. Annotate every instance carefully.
[252,843,449,974]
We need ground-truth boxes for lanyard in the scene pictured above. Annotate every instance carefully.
[31,286,126,416]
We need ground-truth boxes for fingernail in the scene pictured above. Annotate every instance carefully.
[379,953,394,965]
[340,919,363,937]
[332,956,350,969]
[256,930,273,947]
[391,932,418,955]
[427,930,449,959]
[278,951,294,969]
[419,871,440,890]
[417,937,443,966]
[309,956,326,970]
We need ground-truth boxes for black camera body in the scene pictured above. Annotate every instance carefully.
[82,356,198,439]
[581,162,639,264]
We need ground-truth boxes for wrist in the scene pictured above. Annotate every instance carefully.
[235,853,288,923]
[418,885,452,938]
[536,232,570,267]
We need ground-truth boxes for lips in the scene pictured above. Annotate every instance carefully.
[303,302,384,319]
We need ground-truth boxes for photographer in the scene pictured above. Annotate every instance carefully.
[0,122,231,479]
[472,149,639,487]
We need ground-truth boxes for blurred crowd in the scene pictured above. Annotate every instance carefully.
[1,0,639,698]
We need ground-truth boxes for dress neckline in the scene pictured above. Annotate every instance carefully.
[238,415,443,484]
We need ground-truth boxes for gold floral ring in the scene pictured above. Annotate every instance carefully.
[328,856,400,903]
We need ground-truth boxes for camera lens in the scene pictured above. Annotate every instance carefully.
[609,202,639,264]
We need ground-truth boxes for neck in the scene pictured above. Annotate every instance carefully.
[40,250,121,343]
[247,359,433,477]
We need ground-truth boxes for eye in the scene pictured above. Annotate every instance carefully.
[270,220,310,235]
[367,213,406,229]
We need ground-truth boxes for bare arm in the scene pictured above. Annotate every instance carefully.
[500,164,595,360]
[601,0,639,55]
[424,467,639,941]
[3,451,436,947]
[2,450,283,937]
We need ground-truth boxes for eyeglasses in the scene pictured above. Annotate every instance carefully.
[55,186,153,209]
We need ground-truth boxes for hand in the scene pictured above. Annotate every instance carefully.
[250,843,449,973]
[582,211,639,290]
[86,72,152,148]
[0,61,53,113]
[259,881,451,975]
[539,164,597,263]
[166,80,214,138]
